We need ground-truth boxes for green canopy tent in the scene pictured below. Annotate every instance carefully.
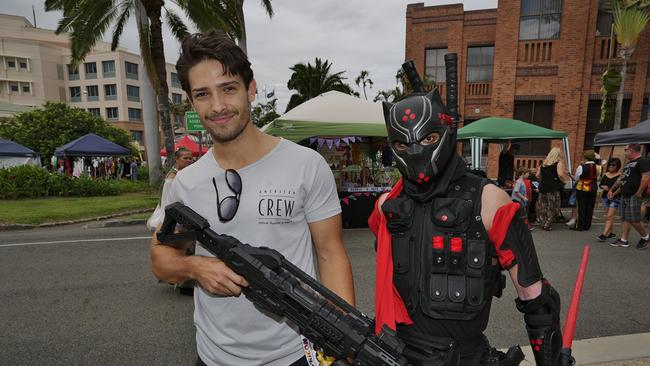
[261,91,387,142]
[457,117,571,173]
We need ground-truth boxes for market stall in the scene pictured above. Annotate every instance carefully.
[0,138,40,169]
[263,91,394,227]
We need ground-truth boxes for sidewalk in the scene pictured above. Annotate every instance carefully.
[510,332,650,365]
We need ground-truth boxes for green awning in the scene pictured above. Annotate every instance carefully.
[457,117,567,141]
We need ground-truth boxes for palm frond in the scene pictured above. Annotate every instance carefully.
[613,4,650,48]
[260,0,274,17]
[176,0,241,39]
[164,7,190,42]
[111,0,134,51]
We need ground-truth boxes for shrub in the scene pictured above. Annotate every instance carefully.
[0,165,151,199]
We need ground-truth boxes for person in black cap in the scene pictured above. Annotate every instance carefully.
[498,142,520,188]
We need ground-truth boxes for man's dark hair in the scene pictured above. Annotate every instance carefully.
[628,143,642,153]
[176,31,254,98]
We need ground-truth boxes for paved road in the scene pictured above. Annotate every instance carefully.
[0,221,648,365]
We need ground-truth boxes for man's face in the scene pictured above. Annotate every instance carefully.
[625,145,638,159]
[187,59,256,143]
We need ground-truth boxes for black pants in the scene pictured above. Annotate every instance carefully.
[575,190,597,231]
[195,355,308,366]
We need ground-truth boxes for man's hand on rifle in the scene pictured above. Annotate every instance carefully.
[191,256,250,297]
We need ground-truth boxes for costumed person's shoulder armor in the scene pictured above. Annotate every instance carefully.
[382,174,505,321]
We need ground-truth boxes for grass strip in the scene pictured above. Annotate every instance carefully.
[0,193,158,225]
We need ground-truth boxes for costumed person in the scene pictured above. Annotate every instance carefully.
[571,150,600,231]
[369,57,563,366]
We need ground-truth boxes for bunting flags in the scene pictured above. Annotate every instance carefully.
[310,136,363,150]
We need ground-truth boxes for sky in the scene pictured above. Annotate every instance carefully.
[2,0,497,112]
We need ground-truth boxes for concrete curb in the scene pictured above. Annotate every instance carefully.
[509,332,650,365]
[0,208,153,232]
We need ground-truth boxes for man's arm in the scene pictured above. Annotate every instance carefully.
[635,172,650,197]
[150,231,248,296]
[309,214,356,306]
[481,184,542,300]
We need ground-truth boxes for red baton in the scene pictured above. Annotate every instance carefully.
[559,245,590,365]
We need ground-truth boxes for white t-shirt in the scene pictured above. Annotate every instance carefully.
[166,138,341,366]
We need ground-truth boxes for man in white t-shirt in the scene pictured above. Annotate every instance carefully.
[150,31,355,366]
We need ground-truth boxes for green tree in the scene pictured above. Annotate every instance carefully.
[44,0,240,174]
[252,98,280,127]
[169,97,192,129]
[234,0,274,54]
[355,70,374,100]
[0,102,135,164]
[285,58,355,112]
[609,0,650,128]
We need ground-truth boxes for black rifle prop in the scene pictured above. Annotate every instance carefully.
[157,202,407,366]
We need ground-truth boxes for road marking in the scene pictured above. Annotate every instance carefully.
[0,236,152,248]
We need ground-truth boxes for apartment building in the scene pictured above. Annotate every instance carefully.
[406,0,650,176]
[0,14,186,149]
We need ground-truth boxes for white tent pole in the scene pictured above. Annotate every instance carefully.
[478,138,484,171]
[470,138,476,169]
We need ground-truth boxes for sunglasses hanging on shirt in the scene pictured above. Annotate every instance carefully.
[212,169,242,222]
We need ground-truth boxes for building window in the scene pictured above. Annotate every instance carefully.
[125,61,138,80]
[106,107,119,120]
[172,93,183,105]
[519,0,562,40]
[67,64,80,80]
[584,99,630,150]
[85,62,97,79]
[102,60,115,77]
[21,83,31,94]
[70,86,81,102]
[425,48,447,83]
[88,108,101,117]
[128,108,142,121]
[513,101,554,155]
[171,72,181,88]
[7,59,17,69]
[9,82,19,93]
[466,46,494,82]
[596,0,613,37]
[126,85,140,102]
[86,85,99,101]
[131,131,143,143]
[18,58,29,70]
[104,84,117,100]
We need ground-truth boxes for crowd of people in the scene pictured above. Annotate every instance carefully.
[49,155,141,180]
[499,142,650,250]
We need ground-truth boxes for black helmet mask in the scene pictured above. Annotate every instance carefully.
[383,91,457,185]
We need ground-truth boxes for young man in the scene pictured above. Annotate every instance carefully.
[150,31,355,366]
[608,143,650,249]
[370,85,562,365]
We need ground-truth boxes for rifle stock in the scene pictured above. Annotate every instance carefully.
[157,202,407,366]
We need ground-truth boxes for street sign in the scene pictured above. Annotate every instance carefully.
[185,111,205,131]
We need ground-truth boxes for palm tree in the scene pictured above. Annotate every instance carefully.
[355,70,374,100]
[234,0,274,54]
[44,0,240,177]
[611,0,650,129]
[285,58,355,112]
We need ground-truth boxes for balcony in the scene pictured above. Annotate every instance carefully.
[87,95,99,102]
[105,95,117,101]
[465,82,491,98]
[594,37,618,63]
[518,41,556,64]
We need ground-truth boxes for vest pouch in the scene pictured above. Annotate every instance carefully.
[466,239,486,277]
[431,198,472,233]
[466,277,485,307]
[392,233,413,274]
[429,274,447,302]
[446,275,466,313]
[431,236,449,273]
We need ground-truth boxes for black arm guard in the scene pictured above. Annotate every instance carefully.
[501,206,542,286]
[516,280,562,366]
[158,202,407,366]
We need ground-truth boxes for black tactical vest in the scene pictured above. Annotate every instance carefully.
[382,174,503,321]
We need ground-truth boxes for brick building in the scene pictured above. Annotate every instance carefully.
[405,0,650,177]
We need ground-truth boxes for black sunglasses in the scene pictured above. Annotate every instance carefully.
[212,169,242,222]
